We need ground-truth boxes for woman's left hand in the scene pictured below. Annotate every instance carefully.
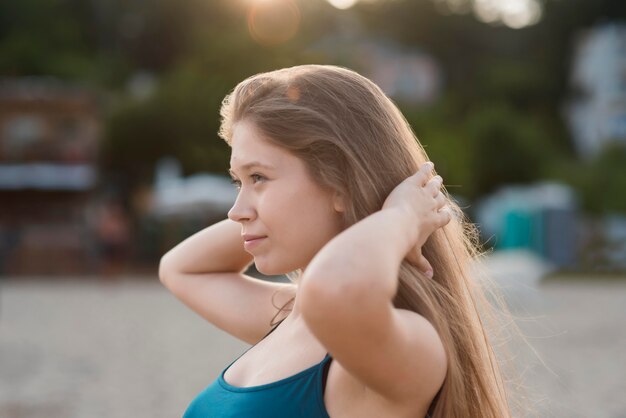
[381,162,451,277]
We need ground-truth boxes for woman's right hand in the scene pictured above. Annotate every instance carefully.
[381,162,451,277]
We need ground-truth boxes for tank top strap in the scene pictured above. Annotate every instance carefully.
[263,317,287,338]
[321,353,332,393]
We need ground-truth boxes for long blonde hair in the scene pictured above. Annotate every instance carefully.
[219,64,531,418]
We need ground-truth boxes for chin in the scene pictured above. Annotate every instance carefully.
[254,258,298,277]
[253,260,282,276]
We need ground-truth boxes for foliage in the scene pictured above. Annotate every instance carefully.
[578,143,626,213]
[102,65,232,189]
[2,0,626,211]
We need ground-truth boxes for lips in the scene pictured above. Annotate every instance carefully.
[243,234,267,241]
[243,235,266,250]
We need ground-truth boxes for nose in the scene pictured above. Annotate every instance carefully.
[227,191,256,223]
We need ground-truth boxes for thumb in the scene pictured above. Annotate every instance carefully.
[417,255,434,279]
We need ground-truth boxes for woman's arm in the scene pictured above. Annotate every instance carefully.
[158,218,294,344]
[298,164,450,402]
[159,218,253,276]
[300,207,417,302]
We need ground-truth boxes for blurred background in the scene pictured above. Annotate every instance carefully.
[0,0,625,417]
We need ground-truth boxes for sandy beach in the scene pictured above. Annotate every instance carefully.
[0,252,624,417]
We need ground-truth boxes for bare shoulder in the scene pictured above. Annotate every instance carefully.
[302,285,447,406]
[394,308,447,391]
[366,308,447,412]
[322,308,447,417]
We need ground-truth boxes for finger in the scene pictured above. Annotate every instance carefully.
[414,162,434,186]
[426,175,443,196]
[435,192,447,209]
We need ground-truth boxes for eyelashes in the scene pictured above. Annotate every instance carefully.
[230,178,242,189]
[230,173,265,189]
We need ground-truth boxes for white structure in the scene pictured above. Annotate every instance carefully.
[309,34,442,105]
[0,163,95,190]
[566,23,626,159]
[360,40,442,105]
[151,157,237,217]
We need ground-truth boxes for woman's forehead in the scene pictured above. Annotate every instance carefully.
[229,143,284,172]
[230,122,295,172]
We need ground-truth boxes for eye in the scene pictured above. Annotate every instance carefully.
[250,173,265,183]
[230,178,241,189]
[229,173,265,190]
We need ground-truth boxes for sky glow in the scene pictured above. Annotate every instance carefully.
[326,0,359,10]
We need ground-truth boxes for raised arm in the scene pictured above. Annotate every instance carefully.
[158,218,295,345]
[159,218,253,276]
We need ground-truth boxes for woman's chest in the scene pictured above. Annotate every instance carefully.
[223,337,420,418]
[224,346,370,416]
[223,326,327,387]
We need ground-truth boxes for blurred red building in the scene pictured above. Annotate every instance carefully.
[0,77,101,275]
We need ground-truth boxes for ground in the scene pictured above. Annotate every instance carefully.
[0,250,624,418]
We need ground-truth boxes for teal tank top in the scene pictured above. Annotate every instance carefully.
[183,319,332,418]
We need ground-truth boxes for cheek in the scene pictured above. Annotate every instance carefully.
[296,200,337,242]
[258,193,298,238]
[261,185,336,245]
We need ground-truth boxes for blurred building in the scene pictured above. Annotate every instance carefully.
[0,77,101,275]
[310,32,442,105]
[360,40,442,105]
[566,23,626,159]
[473,182,580,269]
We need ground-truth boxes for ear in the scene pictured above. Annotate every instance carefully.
[332,192,345,213]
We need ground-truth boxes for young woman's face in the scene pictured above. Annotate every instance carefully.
[227,120,344,276]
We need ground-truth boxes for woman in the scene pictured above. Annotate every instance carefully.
[160,65,520,417]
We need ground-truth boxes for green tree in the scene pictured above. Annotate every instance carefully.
[578,143,626,213]
[464,102,559,198]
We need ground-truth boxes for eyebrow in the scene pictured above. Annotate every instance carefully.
[228,161,275,176]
